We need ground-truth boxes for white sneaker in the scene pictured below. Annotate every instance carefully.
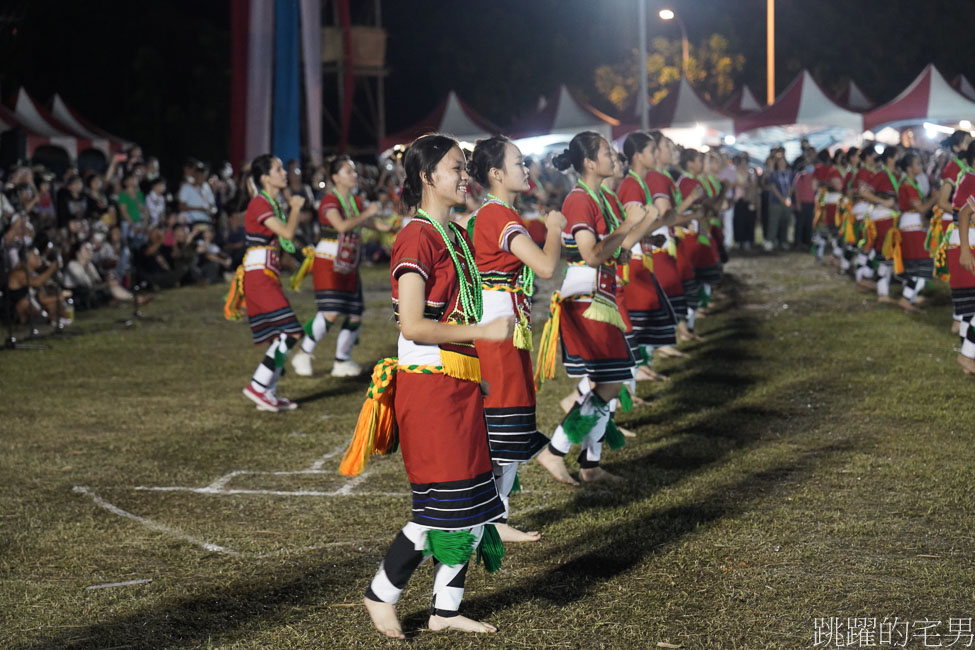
[331,359,362,377]
[291,350,314,377]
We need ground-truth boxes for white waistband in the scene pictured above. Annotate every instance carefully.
[243,247,275,272]
[899,212,923,230]
[825,192,842,204]
[869,207,894,222]
[315,238,338,259]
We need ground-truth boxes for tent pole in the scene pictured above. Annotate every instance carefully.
[766,0,775,105]
[638,0,648,130]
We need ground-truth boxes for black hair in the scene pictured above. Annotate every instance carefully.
[816,149,830,164]
[552,131,604,173]
[326,154,354,181]
[879,146,899,166]
[646,130,665,146]
[468,135,512,186]
[831,149,844,165]
[250,153,278,191]
[401,133,460,209]
[622,131,654,164]
[861,146,878,162]
[960,141,975,167]
[844,147,860,165]
[679,148,701,170]
[941,130,971,152]
[898,151,919,173]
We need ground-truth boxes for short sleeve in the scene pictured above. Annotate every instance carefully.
[318,194,340,224]
[562,190,599,237]
[245,196,275,225]
[646,172,673,203]
[616,176,646,206]
[391,222,439,281]
[952,175,975,212]
[942,160,961,185]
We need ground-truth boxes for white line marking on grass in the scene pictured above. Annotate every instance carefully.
[72,486,240,557]
[308,445,344,470]
[86,579,152,590]
[133,486,407,498]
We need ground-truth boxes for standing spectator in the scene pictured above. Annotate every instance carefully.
[793,157,817,248]
[732,153,759,250]
[179,159,216,226]
[56,175,86,230]
[764,155,794,250]
[715,151,737,249]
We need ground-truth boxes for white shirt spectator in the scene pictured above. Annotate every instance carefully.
[146,190,166,227]
[178,178,213,225]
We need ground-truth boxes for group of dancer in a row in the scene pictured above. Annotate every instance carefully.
[809,129,975,374]
[227,128,734,637]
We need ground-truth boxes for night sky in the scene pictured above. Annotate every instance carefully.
[3,0,975,172]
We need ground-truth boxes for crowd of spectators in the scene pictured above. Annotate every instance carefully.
[0,147,407,332]
[2,135,952,334]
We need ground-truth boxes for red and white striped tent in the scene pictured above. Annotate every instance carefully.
[722,86,762,116]
[9,88,98,158]
[836,80,875,112]
[380,91,500,151]
[508,85,618,141]
[50,94,129,153]
[951,74,975,101]
[865,64,975,130]
[734,71,864,134]
[612,77,733,139]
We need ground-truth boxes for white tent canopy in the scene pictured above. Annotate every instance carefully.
[865,64,975,130]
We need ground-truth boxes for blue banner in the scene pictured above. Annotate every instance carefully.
[272,0,301,164]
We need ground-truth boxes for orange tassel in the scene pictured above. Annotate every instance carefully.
[882,228,905,275]
[534,292,562,391]
[223,265,246,321]
[339,358,400,477]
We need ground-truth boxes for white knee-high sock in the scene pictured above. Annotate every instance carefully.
[494,462,519,521]
[963,317,975,359]
[250,338,282,393]
[431,525,483,616]
[335,318,361,361]
[876,263,892,297]
[367,522,429,605]
[299,312,328,354]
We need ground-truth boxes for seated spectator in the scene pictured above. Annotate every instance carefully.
[218,210,246,268]
[193,226,232,284]
[85,174,117,226]
[117,173,147,242]
[145,177,167,228]
[64,240,141,309]
[6,247,67,326]
[56,175,86,230]
[178,159,216,226]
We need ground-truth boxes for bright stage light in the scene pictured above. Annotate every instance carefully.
[961,120,972,130]
[659,9,675,20]
[723,135,736,146]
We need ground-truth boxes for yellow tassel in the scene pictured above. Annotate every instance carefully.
[882,228,905,275]
[666,239,678,258]
[582,298,627,332]
[642,255,654,273]
[813,187,826,228]
[534,292,562,390]
[513,318,533,351]
[843,208,856,244]
[223,265,246,321]
[339,358,399,477]
[863,220,877,250]
[439,348,481,383]
[620,263,630,284]
[289,246,316,290]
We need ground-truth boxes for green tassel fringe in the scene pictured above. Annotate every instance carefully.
[424,529,476,567]
[511,471,521,494]
[476,524,505,573]
[618,385,633,413]
[639,346,652,367]
[604,418,626,450]
[698,284,711,309]
[302,316,316,339]
[562,407,600,444]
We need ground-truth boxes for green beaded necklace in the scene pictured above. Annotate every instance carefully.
[483,193,535,297]
[260,190,295,253]
[414,209,483,323]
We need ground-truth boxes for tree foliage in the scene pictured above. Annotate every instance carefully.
[594,34,745,112]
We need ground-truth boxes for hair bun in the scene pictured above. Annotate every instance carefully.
[552,149,572,172]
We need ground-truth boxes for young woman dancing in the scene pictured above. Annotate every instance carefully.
[358,134,513,638]
[467,135,565,540]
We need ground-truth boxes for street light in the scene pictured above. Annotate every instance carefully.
[658,8,689,78]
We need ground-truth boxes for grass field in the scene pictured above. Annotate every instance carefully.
[2,251,975,649]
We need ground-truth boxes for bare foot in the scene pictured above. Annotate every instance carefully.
[618,425,637,438]
[952,320,962,335]
[428,614,497,633]
[877,295,897,304]
[915,295,927,306]
[677,329,695,343]
[580,466,625,483]
[958,354,975,375]
[535,447,579,486]
[559,391,580,414]
[897,297,921,313]
[656,345,684,358]
[856,279,876,293]
[364,597,405,640]
[630,394,651,407]
[495,522,540,542]
[636,366,670,382]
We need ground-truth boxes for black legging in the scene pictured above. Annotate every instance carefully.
[733,199,756,245]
